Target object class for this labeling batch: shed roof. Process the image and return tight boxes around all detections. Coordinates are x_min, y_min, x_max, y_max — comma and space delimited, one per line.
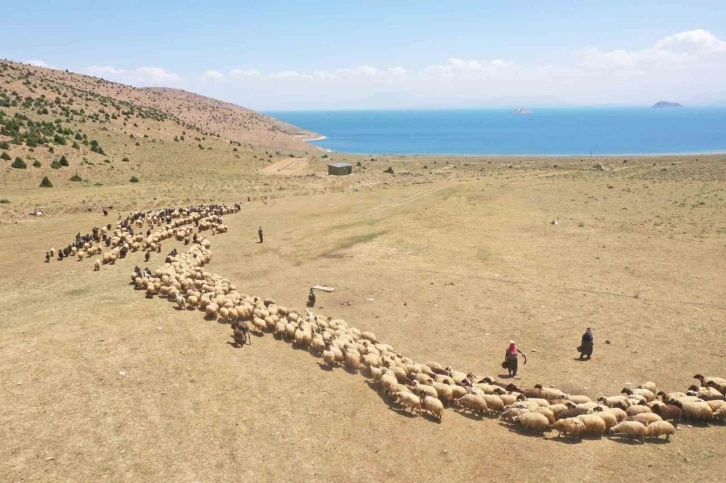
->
328, 163, 352, 168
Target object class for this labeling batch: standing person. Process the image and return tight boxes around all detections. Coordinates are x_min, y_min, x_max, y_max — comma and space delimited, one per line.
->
578, 328, 594, 360
503, 341, 527, 377
307, 288, 316, 307
258, 226, 264, 243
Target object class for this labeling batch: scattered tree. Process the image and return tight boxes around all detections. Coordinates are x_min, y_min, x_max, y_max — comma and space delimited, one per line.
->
0, 152, 10, 161
130, 176, 139, 183
39, 176, 53, 188
70, 174, 82, 182
33, 160, 41, 168
11, 157, 26, 169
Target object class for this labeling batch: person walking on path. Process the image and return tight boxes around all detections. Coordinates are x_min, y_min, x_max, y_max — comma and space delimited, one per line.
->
578, 328, 594, 360
503, 341, 527, 377
258, 226, 263, 243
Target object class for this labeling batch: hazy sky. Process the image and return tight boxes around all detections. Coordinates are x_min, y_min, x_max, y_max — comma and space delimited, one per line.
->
2, 1, 726, 110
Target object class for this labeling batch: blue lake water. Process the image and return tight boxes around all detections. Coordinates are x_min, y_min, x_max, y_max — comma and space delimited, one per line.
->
269, 108, 726, 155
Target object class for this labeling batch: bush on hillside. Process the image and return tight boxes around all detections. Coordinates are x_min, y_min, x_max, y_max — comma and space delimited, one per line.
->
0, 152, 10, 161
130, 176, 139, 183
70, 174, 82, 182
122, 157, 129, 162
39, 176, 53, 188
60, 155, 69, 167
11, 157, 26, 169
72, 141, 80, 149
33, 160, 41, 168
51, 159, 62, 169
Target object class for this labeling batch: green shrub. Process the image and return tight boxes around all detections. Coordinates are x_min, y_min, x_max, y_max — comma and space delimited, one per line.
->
60, 155, 69, 166
0, 198, 9, 203
130, 176, 139, 183
39, 176, 53, 188
0, 152, 10, 161
122, 157, 129, 162
384, 167, 394, 174
103, 159, 111, 163
51, 159, 62, 169
11, 157, 26, 169
0, 141, 10, 150
70, 174, 82, 182
53, 134, 66, 145
33, 160, 41, 168
232, 147, 238, 152
72, 141, 80, 149
48, 146, 54, 153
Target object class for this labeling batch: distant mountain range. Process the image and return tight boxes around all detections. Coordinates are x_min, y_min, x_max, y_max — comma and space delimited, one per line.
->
652, 101, 683, 108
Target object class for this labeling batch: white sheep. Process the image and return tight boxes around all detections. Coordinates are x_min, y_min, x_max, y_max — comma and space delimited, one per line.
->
514, 412, 550, 434
646, 421, 676, 441
94, 259, 101, 271
392, 391, 421, 414
420, 395, 444, 421
609, 421, 647, 443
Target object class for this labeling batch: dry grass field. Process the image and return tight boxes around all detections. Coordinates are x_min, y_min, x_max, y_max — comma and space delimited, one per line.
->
1, 61, 725, 483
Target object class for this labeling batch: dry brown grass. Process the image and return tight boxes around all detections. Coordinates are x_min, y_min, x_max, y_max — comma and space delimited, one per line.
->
1, 159, 725, 482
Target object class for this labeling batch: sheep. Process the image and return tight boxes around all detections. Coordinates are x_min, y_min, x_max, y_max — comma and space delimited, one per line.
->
576, 414, 607, 437
637, 381, 657, 394
609, 421, 647, 443
425, 362, 449, 375
321, 349, 337, 369
309, 336, 325, 356
420, 395, 444, 421
670, 399, 713, 423
551, 418, 586, 439
232, 323, 250, 347
714, 406, 726, 423
646, 421, 676, 441
480, 394, 505, 413
567, 395, 592, 405
592, 409, 619, 430
627, 413, 662, 426
533, 407, 556, 424
622, 387, 656, 402
523, 398, 550, 408
694, 375, 726, 394
514, 412, 550, 434
500, 393, 525, 407
411, 381, 439, 400
360, 331, 377, 343
625, 404, 652, 417
205, 303, 219, 319
379, 372, 399, 393
343, 347, 361, 373
392, 391, 421, 414
454, 394, 489, 416
432, 382, 455, 406
533, 384, 567, 401
500, 407, 529, 423
650, 403, 682, 427
603, 407, 627, 423
598, 395, 631, 410
94, 259, 101, 271
707, 400, 726, 412
687, 385, 724, 401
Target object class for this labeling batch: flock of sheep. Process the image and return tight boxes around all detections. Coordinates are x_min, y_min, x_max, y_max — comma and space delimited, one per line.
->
48, 203, 726, 444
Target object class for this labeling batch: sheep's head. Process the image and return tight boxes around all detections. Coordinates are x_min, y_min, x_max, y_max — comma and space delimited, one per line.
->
482, 376, 495, 384
506, 383, 519, 392
493, 387, 506, 395
621, 388, 633, 395
516, 393, 526, 401
533, 384, 543, 389
687, 384, 700, 392
693, 374, 705, 381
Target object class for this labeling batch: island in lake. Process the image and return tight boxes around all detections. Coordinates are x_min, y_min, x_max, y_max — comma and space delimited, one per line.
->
652, 101, 683, 108
514, 108, 533, 114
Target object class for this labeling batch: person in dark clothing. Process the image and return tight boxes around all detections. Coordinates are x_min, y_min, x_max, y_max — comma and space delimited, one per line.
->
103, 208, 108, 216
503, 341, 527, 377
45, 252, 50, 263
307, 288, 316, 307
578, 328, 594, 360
258, 226, 263, 243
145, 251, 151, 262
